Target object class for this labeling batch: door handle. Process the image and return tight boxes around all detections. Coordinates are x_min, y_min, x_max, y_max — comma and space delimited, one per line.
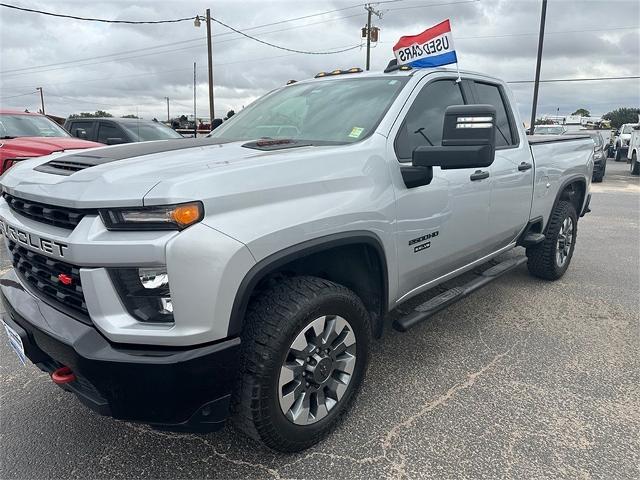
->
470, 170, 490, 181
518, 162, 533, 171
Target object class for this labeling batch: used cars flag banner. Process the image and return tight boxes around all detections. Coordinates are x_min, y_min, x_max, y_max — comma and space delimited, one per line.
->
393, 19, 457, 69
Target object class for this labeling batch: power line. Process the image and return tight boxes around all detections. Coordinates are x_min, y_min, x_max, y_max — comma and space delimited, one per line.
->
0, 91, 36, 99
208, 16, 361, 55
0, 4, 372, 74
507, 76, 640, 84
0, 3, 197, 24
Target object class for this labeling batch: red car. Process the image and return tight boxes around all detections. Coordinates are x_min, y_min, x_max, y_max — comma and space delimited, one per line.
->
0, 110, 103, 174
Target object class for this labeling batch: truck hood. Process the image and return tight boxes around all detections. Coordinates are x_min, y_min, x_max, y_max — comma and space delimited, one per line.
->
0, 136, 103, 159
0, 137, 342, 208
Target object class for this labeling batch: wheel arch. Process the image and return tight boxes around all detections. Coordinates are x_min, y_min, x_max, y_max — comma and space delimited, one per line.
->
228, 231, 389, 339
548, 176, 587, 228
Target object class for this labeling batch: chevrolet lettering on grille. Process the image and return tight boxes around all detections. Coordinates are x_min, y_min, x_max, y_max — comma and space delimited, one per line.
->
0, 218, 68, 258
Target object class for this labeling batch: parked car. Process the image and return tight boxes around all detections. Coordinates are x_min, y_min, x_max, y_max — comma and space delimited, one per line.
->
64, 117, 184, 145
0, 110, 102, 174
533, 125, 567, 135
626, 124, 640, 175
612, 123, 637, 161
585, 130, 606, 182
0, 66, 594, 452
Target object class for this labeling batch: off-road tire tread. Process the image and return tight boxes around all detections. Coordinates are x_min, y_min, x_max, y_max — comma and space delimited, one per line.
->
231, 275, 370, 452
526, 200, 577, 280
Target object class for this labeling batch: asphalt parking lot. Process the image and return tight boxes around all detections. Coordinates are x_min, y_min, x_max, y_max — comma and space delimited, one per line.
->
0, 159, 638, 479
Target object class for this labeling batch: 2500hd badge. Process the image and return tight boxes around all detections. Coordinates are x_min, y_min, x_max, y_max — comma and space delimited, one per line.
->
0, 218, 68, 258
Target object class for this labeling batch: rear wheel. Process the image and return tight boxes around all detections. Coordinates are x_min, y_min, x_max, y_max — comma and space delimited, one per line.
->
614, 145, 622, 161
232, 276, 371, 452
526, 200, 578, 280
630, 152, 640, 175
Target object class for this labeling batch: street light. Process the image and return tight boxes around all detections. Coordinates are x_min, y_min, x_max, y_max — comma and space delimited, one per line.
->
194, 10, 214, 125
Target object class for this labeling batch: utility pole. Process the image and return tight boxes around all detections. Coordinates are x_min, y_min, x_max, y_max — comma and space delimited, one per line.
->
193, 62, 197, 138
206, 9, 215, 123
36, 87, 45, 115
364, 4, 382, 71
530, 0, 548, 134
165, 97, 170, 122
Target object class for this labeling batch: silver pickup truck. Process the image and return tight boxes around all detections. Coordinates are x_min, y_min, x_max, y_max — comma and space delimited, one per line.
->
0, 65, 593, 452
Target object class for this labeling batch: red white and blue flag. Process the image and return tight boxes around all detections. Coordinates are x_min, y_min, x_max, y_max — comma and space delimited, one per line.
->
393, 19, 457, 68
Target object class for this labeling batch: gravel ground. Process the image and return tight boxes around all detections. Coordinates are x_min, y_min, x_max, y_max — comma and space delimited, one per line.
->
0, 159, 638, 479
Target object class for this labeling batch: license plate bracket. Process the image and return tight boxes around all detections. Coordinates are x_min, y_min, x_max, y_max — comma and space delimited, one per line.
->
2, 318, 26, 365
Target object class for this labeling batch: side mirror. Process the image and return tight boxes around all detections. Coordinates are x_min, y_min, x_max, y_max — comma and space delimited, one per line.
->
75, 128, 87, 139
106, 137, 125, 145
412, 104, 497, 170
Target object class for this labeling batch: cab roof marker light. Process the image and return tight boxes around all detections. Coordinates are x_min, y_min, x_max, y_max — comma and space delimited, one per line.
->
315, 72, 327, 78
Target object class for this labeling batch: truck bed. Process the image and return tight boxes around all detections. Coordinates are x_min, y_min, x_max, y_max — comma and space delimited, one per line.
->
527, 134, 594, 227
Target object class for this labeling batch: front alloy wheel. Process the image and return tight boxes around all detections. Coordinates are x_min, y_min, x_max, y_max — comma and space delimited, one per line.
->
233, 276, 370, 452
278, 315, 356, 425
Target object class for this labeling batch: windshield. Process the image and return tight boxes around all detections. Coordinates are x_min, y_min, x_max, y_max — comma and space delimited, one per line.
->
209, 77, 409, 144
622, 125, 634, 134
0, 114, 70, 138
534, 126, 564, 135
121, 122, 184, 141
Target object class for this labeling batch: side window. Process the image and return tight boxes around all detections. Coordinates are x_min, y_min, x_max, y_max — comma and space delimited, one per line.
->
97, 123, 122, 144
68, 121, 94, 139
473, 82, 515, 147
395, 80, 465, 160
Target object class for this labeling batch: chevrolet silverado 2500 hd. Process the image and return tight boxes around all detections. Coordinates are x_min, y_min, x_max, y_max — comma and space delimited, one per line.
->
0, 66, 593, 452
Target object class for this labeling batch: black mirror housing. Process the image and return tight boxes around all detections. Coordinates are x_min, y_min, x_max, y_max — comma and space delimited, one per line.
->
412, 104, 497, 170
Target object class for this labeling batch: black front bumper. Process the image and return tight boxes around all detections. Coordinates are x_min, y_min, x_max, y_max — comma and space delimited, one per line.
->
0, 270, 241, 431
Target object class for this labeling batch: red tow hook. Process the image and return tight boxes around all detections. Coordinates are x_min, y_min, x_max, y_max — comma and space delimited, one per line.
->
51, 366, 76, 385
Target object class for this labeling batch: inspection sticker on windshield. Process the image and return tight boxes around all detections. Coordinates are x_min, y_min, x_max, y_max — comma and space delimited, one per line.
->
348, 127, 364, 138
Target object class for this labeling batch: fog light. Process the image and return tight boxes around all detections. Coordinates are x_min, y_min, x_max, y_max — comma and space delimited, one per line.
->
109, 268, 174, 323
138, 268, 169, 289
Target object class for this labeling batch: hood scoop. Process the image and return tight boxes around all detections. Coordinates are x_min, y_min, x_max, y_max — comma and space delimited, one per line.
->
34, 159, 95, 176
34, 137, 233, 176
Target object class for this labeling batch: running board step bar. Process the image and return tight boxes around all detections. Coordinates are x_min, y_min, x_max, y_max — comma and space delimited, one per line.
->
393, 256, 527, 332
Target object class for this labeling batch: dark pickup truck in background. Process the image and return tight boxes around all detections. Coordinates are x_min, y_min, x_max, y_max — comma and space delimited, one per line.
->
64, 117, 184, 145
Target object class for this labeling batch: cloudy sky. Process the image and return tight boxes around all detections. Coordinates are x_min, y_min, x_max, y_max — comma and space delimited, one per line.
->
1, 0, 638, 124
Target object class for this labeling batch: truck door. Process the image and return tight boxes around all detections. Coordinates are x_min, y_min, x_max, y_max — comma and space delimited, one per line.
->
67, 120, 95, 141
469, 80, 533, 250
97, 121, 127, 145
390, 76, 494, 300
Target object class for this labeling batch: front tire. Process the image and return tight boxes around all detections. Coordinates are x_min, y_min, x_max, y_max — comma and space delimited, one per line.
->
232, 276, 371, 452
526, 200, 578, 280
630, 152, 640, 175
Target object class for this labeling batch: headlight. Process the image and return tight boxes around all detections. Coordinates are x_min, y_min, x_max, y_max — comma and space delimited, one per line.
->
100, 202, 203, 231
109, 267, 173, 323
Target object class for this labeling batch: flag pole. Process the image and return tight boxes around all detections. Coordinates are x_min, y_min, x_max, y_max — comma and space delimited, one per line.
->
455, 60, 462, 83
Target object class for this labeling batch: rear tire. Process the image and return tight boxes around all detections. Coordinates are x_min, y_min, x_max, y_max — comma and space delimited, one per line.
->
526, 200, 578, 280
631, 152, 640, 175
615, 145, 622, 161
232, 276, 371, 452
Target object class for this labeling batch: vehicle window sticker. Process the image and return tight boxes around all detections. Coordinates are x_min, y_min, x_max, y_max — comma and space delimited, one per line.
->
348, 127, 365, 138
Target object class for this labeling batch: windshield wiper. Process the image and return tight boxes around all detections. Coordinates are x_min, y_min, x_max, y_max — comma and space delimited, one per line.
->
0, 136, 17, 139
414, 128, 434, 146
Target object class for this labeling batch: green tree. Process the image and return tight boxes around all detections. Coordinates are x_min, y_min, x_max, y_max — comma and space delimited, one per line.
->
571, 108, 590, 117
121, 114, 139, 119
67, 110, 113, 119
602, 108, 640, 129
535, 118, 555, 125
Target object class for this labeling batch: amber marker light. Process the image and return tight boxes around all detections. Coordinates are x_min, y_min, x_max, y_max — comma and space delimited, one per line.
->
171, 202, 203, 227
